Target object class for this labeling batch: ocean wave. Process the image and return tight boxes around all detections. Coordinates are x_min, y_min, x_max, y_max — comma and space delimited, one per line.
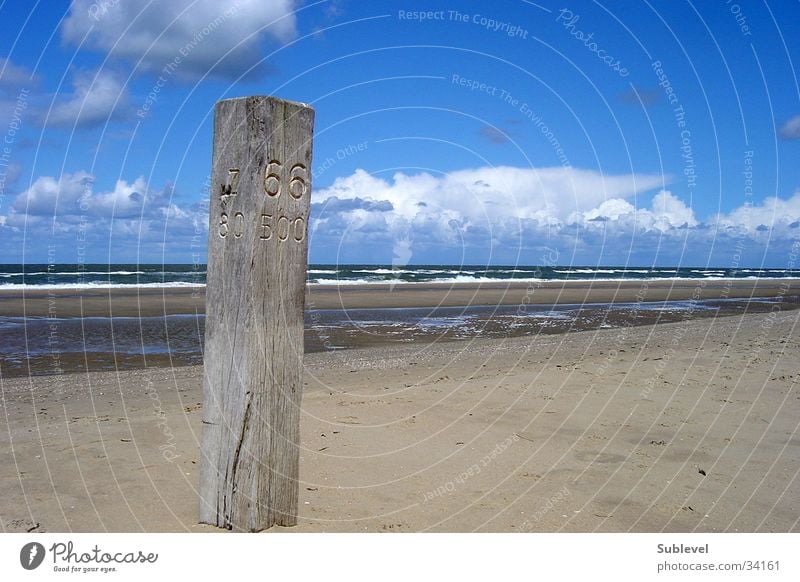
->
351, 268, 418, 275
554, 269, 622, 274
1, 274, 795, 290
0, 270, 149, 277
429, 275, 551, 283
312, 278, 403, 285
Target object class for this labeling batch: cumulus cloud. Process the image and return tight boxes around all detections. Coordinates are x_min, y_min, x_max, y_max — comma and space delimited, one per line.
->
12, 171, 177, 219
44, 70, 128, 128
0, 59, 35, 132
309, 166, 800, 263
4, 169, 206, 261
62, 0, 297, 80
313, 166, 665, 234
574, 190, 698, 232
0, 58, 38, 91
9, 166, 800, 265
712, 191, 800, 232
13, 171, 93, 216
0, 162, 22, 191
778, 115, 800, 140
312, 196, 393, 213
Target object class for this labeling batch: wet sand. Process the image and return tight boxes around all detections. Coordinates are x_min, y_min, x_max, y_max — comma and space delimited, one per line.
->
2, 290, 799, 378
2, 278, 799, 317
1, 309, 798, 533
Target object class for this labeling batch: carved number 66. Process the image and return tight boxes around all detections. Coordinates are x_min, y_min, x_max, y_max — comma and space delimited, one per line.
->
264, 161, 308, 199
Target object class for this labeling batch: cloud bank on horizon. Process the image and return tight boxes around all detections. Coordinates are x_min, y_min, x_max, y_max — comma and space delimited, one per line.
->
5, 163, 798, 265
308, 166, 800, 264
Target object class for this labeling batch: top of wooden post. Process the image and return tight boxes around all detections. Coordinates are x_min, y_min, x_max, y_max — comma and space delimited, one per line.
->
216, 95, 313, 109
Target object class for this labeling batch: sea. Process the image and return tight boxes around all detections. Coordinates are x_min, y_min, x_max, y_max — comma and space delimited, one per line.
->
0, 263, 797, 288
1, 263, 797, 377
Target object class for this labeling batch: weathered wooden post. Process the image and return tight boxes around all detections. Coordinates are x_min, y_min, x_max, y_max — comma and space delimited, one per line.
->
199, 96, 314, 531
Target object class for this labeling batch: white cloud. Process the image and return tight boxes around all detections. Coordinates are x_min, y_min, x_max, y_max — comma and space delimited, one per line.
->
9, 167, 799, 265
12, 171, 176, 219
5, 169, 206, 261
45, 70, 128, 128
13, 171, 93, 216
778, 115, 800, 140
574, 190, 698, 232
0, 162, 22, 192
92, 176, 151, 217
62, 0, 297, 80
312, 166, 666, 246
315, 166, 665, 227
650, 190, 697, 227
582, 198, 635, 222
713, 191, 800, 232
0, 58, 37, 91
310, 166, 800, 262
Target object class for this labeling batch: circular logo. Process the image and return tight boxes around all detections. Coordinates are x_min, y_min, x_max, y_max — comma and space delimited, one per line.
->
20, 542, 45, 570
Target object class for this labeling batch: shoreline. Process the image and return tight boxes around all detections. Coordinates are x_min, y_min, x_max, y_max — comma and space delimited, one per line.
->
1, 278, 798, 317
2, 279, 798, 379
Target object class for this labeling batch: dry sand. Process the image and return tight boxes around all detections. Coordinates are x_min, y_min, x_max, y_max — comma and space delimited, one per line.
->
1, 308, 798, 533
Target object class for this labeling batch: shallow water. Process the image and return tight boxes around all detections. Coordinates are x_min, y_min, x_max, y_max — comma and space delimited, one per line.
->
1, 297, 797, 378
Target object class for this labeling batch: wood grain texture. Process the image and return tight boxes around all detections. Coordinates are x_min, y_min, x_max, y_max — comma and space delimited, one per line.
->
199, 96, 314, 531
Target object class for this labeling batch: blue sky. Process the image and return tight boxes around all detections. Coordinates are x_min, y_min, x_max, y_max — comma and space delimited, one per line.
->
0, 0, 799, 267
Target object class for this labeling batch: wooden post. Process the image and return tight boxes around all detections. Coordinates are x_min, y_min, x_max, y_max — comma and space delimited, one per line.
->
199, 96, 314, 531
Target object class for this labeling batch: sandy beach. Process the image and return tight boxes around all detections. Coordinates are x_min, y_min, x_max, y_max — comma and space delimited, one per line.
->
1, 303, 798, 532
